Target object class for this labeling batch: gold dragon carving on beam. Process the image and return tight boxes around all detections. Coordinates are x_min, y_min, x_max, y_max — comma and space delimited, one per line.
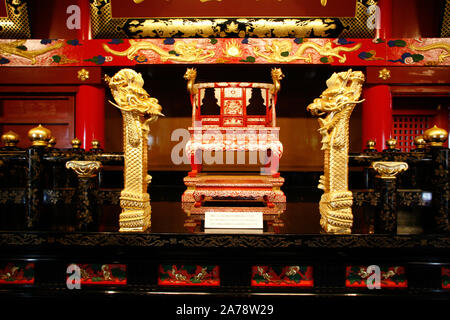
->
0, 40, 64, 65
409, 42, 450, 63
103, 40, 215, 62
106, 69, 163, 232
307, 69, 365, 234
253, 40, 361, 63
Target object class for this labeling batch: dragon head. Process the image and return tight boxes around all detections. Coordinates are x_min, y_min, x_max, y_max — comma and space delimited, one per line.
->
107, 68, 163, 117
307, 69, 365, 116
271, 68, 284, 94
184, 68, 198, 95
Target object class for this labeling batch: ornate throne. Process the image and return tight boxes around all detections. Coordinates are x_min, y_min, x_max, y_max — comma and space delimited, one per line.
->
181, 68, 286, 209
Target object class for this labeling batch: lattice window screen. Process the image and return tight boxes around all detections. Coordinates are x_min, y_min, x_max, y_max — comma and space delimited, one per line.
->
392, 115, 431, 152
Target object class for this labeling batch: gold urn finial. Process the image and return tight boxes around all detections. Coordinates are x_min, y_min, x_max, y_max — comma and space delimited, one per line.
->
366, 139, 376, 150
423, 125, 448, 147
1, 130, 20, 147
386, 138, 397, 150
413, 135, 426, 149
91, 139, 101, 149
71, 137, 82, 149
28, 125, 52, 147
48, 137, 56, 148
372, 161, 409, 179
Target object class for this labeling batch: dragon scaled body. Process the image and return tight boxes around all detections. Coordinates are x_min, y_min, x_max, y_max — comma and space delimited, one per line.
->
107, 68, 163, 232
307, 69, 365, 234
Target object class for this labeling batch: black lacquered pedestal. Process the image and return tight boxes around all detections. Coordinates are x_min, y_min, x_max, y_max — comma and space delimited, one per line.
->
0, 201, 449, 314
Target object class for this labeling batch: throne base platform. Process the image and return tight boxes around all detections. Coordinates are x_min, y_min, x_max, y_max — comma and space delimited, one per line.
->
182, 173, 286, 208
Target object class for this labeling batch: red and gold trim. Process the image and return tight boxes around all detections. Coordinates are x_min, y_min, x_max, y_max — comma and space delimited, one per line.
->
67, 264, 127, 286
0, 38, 448, 67
0, 262, 34, 285
346, 266, 408, 289
251, 265, 314, 287
158, 264, 220, 286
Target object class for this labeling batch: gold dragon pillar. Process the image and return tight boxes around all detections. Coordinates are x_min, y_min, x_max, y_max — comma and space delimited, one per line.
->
106, 69, 163, 232
307, 70, 365, 234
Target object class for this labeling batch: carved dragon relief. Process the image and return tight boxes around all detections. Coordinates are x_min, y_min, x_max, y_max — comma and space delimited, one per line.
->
253, 40, 361, 63
103, 39, 215, 62
0, 40, 64, 64
409, 42, 450, 63
106, 69, 163, 232
307, 69, 365, 234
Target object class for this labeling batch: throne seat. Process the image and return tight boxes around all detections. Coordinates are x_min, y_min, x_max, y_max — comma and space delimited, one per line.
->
181, 69, 286, 208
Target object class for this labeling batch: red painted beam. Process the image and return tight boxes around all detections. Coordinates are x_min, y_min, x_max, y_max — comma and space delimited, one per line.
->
0, 67, 103, 85
366, 67, 450, 84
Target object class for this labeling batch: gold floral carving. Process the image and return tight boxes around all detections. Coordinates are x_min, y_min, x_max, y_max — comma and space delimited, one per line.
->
253, 40, 361, 63
0, 40, 64, 65
77, 68, 90, 81
409, 42, 450, 63
372, 162, 408, 179
66, 161, 102, 178
307, 69, 365, 234
106, 69, 163, 232
103, 40, 215, 62
378, 68, 390, 80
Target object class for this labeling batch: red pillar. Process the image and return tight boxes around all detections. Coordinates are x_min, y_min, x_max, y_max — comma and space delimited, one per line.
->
362, 85, 392, 152
75, 1, 97, 149
434, 104, 449, 148
77, 0, 91, 40
377, 0, 392, 39
76, 85, 105, 149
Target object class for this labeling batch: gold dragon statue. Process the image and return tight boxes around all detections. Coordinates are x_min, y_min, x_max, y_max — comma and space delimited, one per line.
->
106, 69, 163, 232
307, 69, 365, 234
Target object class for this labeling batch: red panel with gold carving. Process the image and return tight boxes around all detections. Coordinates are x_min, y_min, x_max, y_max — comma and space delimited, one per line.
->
158, 264, 220, 286
0, 39, 449, 67
251, 265, 314, 287
0, 262, 34, 285
68, 264, 127, 286
346, 266, 408, 289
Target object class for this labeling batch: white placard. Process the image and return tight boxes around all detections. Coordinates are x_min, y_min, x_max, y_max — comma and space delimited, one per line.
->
204, 228, 263, 234
204, 211, 263, 229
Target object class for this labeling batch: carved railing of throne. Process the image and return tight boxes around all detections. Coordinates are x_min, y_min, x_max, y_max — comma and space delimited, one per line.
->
182, 68, 286, 208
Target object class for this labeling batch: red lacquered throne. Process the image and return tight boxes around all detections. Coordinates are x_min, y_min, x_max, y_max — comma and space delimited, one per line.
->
181, 68, 286, 209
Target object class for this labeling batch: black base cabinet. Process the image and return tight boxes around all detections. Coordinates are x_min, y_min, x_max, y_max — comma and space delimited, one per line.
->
1, 231, 450, 314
